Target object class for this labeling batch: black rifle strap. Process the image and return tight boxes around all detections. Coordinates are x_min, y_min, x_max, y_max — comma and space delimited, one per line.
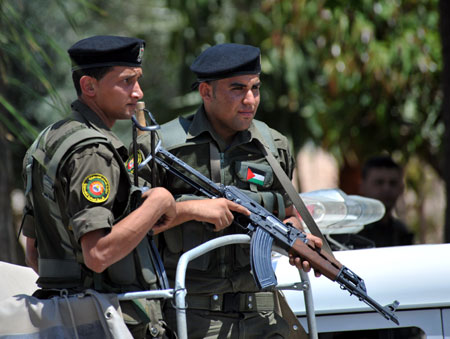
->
257, 142, 335, 257
209, 142, 221, 184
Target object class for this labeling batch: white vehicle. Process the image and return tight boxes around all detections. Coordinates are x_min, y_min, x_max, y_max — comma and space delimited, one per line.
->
275, 243, 448, 338
273, 189, 446, 338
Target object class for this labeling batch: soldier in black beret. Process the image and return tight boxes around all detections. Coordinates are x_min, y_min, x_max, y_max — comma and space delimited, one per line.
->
22, 35, 176, 338
190, 43, 261, 88
138, 43, 322, 338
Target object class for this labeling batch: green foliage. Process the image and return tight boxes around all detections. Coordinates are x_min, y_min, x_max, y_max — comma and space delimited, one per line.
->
0, 0, 442, 186
160, 0, 442, 178
0, 0, 74, 145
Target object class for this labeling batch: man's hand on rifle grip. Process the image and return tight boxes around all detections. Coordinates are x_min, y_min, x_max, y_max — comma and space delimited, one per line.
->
284, 207, 323, 277
175, 198, 251, 232
287, 234, 323, 278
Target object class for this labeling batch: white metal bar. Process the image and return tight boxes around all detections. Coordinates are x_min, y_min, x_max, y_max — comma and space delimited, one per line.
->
118, 289, 174, 301
174, 235, 251, 339
299, 269, 318, 339
117, 234, 319, 339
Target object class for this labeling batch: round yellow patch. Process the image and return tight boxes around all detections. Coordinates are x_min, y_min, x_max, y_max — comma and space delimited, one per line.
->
82, 173, 110, 203
126, 150, 143, 174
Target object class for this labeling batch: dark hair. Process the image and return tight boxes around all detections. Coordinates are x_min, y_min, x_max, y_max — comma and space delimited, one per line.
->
362, 155, 402, 179
72, 66, 113, 96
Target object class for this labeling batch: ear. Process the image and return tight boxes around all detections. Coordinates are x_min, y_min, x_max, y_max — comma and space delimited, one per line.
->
198, 82, 213, 102
79, 76, 97, 97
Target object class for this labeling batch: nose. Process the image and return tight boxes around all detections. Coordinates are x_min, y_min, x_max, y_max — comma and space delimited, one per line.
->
243, 89, 256, 106
380, 181, 393, 193
132, 81, 144, 100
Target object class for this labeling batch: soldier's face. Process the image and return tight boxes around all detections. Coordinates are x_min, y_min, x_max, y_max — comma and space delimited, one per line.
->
91, 66, 143, 126
201, 74, 260, 143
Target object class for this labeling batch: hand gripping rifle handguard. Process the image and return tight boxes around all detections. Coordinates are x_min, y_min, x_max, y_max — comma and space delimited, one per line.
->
132, 114, 400, 325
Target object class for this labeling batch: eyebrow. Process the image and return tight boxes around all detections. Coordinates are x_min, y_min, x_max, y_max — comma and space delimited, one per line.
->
229, 81, 261, 88
121, 71, 143, 80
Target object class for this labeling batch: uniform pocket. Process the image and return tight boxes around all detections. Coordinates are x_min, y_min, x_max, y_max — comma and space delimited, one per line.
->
163, 227, 183, 254
234, 242, 251, 268
107, 252, 137, 285
181, 221, 214, 271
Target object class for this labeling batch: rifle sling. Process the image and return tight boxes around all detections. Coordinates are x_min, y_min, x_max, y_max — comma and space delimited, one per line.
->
257, 142, 335, 257
209, 142, 221, 184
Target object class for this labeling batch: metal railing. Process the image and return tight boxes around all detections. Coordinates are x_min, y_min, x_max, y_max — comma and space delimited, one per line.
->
118, 234, 317, 339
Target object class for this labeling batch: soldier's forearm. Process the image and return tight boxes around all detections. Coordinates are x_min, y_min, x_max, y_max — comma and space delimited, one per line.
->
25, 237, 38, 274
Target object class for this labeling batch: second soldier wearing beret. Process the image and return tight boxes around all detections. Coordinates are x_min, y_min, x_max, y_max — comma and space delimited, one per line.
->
21, 35, 177, 339
138, 43, 323, 338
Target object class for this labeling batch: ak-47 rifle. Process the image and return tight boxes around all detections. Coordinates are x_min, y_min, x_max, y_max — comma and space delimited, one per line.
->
131, 112, 400, 325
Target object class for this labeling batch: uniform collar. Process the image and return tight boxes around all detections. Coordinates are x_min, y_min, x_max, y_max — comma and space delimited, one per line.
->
187, 105, 264, 151
71, 99, 127, 154
186, 105, 216, 139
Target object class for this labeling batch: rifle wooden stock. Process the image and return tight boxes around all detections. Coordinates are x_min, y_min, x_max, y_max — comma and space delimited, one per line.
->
289, 238, 343, 281
136, 101, 146, 135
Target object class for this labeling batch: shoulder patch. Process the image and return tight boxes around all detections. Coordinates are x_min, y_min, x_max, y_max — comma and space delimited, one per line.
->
125, 150, 143, 173
82, 173, 110, 203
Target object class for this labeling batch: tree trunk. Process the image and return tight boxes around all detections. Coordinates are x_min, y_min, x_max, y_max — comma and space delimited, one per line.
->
439, 0, 450, 243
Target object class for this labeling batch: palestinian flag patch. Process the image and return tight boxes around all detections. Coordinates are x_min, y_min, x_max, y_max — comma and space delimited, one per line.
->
246, 167, 266, 186
82, 173, 110, 203
126, 151, 143, 174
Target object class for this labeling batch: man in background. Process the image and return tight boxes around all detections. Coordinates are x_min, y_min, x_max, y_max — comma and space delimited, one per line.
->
357, 155, 414, 247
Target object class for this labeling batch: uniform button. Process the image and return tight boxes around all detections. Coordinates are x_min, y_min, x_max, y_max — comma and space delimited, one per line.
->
150, 326, 159, 336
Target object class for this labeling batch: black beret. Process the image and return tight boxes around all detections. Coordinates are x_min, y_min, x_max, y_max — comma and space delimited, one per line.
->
190, 43, 261, 83
68, 35, 145, 71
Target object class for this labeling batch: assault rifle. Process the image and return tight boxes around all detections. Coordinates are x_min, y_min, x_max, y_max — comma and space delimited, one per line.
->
132, 115, 400, 325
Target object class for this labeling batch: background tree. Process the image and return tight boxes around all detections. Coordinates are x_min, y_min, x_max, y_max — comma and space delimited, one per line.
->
0, 0, 444, 264
164, 0, 442, 240
0, 0, 66, 263
439, 0, 450, 242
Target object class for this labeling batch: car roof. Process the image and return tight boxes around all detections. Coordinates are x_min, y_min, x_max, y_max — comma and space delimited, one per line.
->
0, 261, 38, 301
273, 243, 450, 315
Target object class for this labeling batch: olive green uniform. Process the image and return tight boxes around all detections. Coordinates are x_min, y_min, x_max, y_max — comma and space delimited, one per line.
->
22, 100, 168, 338
139, 106, 295, 338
